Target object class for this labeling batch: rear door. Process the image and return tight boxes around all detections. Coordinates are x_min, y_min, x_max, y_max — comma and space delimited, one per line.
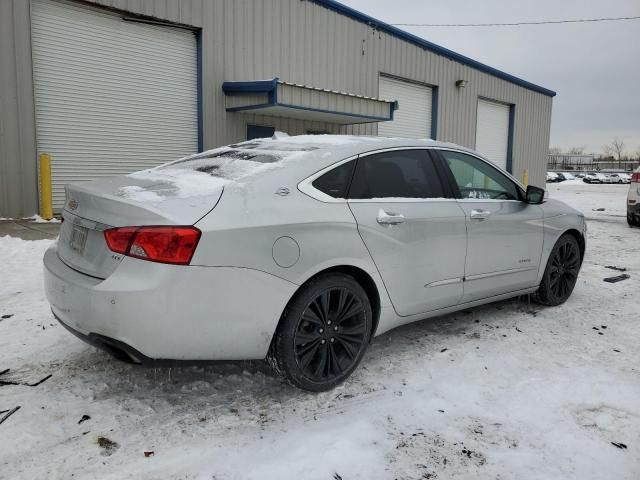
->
347, 149, 467, 317
436, 149, 544, 303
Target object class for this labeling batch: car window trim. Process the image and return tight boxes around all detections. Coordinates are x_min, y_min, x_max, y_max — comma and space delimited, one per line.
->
432, 147, 526, 201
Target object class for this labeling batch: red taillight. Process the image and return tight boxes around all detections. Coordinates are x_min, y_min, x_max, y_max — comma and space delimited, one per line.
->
104, 226, 201, 265
631, 172, 640, 183
104, 227, 138, 254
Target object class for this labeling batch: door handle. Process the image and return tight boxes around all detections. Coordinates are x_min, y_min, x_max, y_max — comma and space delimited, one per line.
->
470, 209, 492, 221
377, 209, 405, 225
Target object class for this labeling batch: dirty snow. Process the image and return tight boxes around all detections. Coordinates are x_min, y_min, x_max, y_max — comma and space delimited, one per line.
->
1, 183, 639, 479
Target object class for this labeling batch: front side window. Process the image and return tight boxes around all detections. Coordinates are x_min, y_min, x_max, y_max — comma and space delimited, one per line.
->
440, 150, 520, 200
349, 150, 445, 199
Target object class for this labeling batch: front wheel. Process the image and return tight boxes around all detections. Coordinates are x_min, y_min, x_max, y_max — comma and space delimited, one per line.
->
534, 234, 581, 306
268, 273, 373, 392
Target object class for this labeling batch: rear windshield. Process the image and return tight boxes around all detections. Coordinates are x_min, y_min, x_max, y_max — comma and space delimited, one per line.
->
160, 149, 283, 180
161, 142, 321, 180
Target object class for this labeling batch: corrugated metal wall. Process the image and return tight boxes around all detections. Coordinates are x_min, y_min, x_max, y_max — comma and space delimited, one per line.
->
0, 0, 38, 218
0, 0, 553, 217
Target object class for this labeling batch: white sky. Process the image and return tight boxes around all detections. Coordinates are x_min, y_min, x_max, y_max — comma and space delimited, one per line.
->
340, 0, 640, 156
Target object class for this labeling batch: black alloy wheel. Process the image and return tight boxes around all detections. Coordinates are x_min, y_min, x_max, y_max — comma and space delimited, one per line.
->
269, 273, 372, 392
534, 234, 582, 306
294, 287, 368, 382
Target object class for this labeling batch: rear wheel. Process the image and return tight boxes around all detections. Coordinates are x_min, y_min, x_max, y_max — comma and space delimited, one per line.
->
534, 234, 581, 306
628, 214, 639, 227
268, 273, 372, 392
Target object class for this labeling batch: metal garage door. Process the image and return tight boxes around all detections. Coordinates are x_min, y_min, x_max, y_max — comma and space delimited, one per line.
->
378, 76, 432, 139
475, 99, 510, 170
31, 0, 198, 210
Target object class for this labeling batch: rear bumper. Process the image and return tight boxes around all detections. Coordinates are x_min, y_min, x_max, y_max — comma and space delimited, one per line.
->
43, 245, 297, 361
55, 313, 150, 364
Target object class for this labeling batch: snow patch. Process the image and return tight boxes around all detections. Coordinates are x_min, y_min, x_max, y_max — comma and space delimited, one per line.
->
271, 131, 289, 139
117, 186, 164, 203
23, 215, 61, 224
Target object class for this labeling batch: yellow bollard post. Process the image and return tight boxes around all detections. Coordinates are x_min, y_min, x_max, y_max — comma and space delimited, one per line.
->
522, 169, 529, 188
39, 153, 53, 220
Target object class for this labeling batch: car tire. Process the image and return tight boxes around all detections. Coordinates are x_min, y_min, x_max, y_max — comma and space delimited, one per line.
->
534, 234, 581, 307
268, 272, 373, 392
628, 215, 639, 227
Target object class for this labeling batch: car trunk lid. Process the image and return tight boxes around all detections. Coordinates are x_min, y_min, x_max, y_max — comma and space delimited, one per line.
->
58, 171, 225, 279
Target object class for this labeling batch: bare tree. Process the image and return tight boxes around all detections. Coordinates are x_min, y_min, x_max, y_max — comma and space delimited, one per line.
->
604, 138, 625, 162
549, 147, 562, 155
566, 146, 585, 155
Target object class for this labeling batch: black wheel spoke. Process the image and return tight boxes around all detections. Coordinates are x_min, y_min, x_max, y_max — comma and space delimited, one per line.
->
336, 301, 364, 325
312, 345, 329, 378
302, 307, 324, 327
328, 343, 341, 375
318, 291, 330, 324
335, 337, 358, 360
295, 330, 321, 346
298, 340, 321, 371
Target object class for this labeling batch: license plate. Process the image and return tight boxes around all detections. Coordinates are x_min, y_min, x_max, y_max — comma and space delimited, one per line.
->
69, 224, 88, 254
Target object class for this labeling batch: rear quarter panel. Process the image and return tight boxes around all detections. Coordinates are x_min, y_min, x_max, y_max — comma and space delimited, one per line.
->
192, 182, 385, 291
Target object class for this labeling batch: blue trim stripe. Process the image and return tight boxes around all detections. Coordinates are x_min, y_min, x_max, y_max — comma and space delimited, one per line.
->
311, 0, 556, 98
431, 87, 439, 140
506, 105, 515, 173
222, 78, 278, 95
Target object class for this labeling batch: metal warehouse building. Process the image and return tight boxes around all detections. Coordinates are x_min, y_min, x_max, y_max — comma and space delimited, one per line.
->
0, 0, 555, 217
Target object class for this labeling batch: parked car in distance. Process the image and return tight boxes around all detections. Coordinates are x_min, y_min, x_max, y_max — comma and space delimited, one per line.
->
556, 172, 576, 182
583, 173, 607, 184
628, 167, 640, 227
574, 173, 586, 179
43, 136, 586, 391
546, 172, 559, 183
608, 173, 630, 184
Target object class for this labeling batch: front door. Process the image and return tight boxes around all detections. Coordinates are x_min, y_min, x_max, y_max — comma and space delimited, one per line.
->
437, 149, 544, 303
347, 149, 467, 317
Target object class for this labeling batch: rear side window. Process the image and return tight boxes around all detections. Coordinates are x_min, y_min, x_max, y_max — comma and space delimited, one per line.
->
312, 160, 356, 198
349, 150, 445, 199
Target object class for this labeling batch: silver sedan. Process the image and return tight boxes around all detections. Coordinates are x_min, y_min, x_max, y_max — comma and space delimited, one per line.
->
44, 136, 586, 391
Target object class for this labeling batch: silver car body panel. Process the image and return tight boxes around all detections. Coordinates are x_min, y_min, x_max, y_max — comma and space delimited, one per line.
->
456, 199, 544, 303
43, 135, 586, 360
348, 199, 467, 316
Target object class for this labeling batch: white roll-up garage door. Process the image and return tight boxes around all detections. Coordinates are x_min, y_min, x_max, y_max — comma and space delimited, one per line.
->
31, 0, 198, 210
475, 99, 510, 170
378, 76, 432, 139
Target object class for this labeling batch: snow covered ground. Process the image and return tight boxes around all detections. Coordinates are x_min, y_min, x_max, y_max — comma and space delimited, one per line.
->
1, 182, 638, 480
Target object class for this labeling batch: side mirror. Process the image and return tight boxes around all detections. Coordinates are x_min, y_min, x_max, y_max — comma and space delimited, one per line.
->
525, 185, 545, 204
